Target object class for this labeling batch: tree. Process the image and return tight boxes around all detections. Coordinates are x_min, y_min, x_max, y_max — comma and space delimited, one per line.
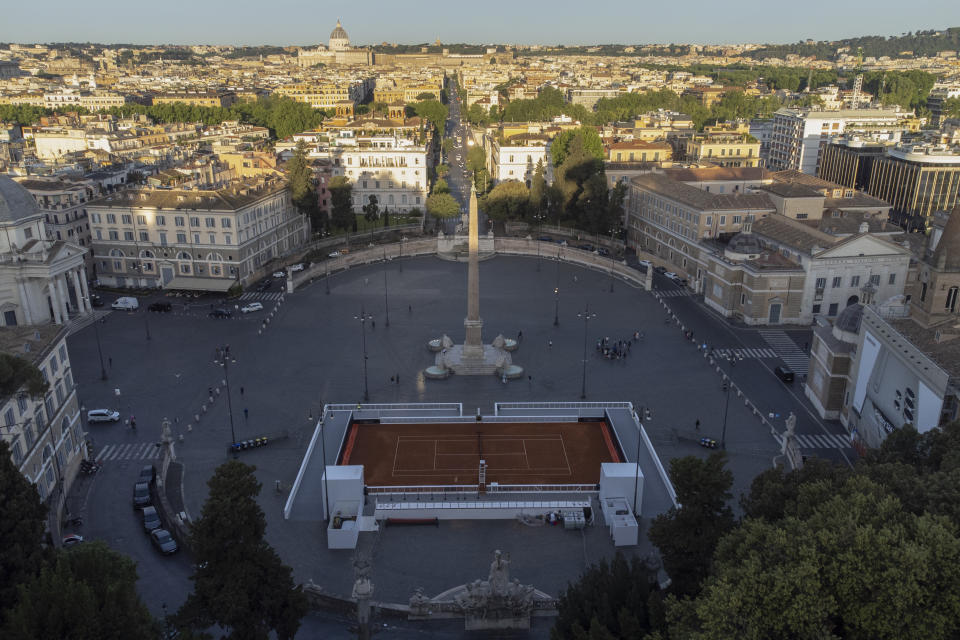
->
0, 354, 49, 400
286, 141, 320, 229
466, 145, 490, 194
177, 461, 308, 640
529, 159, 547, 217
647, 453, 734, 596
382, 207, 390, 227
482, 180, 529, 221
435, 163, 450, 178
551, 127, 605, 168
943, 97, 960, 120
677, 475, 960, 640
425, 193, 461, 219
0, 441, 48, 625
412, 99, 448, 133
3, 541, 157, 639
362, 195, 379, 224
432, 178, 450, 195
328, 176, 354, 231
552, 553, 661, 640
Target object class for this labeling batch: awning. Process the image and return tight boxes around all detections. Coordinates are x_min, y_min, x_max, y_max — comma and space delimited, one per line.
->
165, 276, 235, 292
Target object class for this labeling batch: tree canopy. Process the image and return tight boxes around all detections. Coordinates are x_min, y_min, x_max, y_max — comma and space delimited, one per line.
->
3, 541, 157, 640
0, 354, 50, 402
481, 180, 529, 221
285, 141, 320, 229
328, 176, 354, 231
551, 126, 605, 167
425, 192, 461, 219
176, 461, 308, 640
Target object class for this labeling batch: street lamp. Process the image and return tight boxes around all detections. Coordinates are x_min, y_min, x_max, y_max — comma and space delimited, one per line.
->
399, 236, 407, 273
325, 259, 330, 295
634, 406, 652, 515
608, 225, 619, 293
534, 212, 545, 272
715, 352, 742, 450
577, 303, 597, 399
354, 306, 372, 402
383, 270, 390, 328
213, 346, 239, 458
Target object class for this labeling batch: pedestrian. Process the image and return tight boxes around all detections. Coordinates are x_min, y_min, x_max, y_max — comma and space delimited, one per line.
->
517, 330, 523, 342
108, 356, 113, 368
548, 340, 553, 348
208, 386, 213, 397
695, 419, 700, 431
396, 373, 400, 384
130, 415, 137, 429
243, 408, 248, 420
372, 319, 376, 329
240, 386, 244, 397
390, 376, 395, 383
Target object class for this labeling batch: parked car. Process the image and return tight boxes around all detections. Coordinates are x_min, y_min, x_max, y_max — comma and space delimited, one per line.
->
328, 250, 342, 258
89, 294, 104, 307
132, 482, 151, 509
638, 260, 652, 268
241, 302, 264, 314
774, 366, 795, 383
209, 308, 232, 319
148, 301, 172, 313
597, 247, 611, 257
654, 266, 667, 274
289, 263, 305, 272
663, 272, 680, 281
272, 271, 286, 279
111, 296, 139, 310
142, 506, 162, 533
577, 244, 595, 251
257, 280, 272, 292
138, 464, 156, 486
150, 528, 178, 555
87, 409, 120, 423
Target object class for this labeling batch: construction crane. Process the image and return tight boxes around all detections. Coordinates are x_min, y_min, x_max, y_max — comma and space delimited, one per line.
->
851, 74, 864, 107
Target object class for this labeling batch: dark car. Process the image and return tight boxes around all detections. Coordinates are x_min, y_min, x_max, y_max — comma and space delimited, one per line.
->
89, 294, 104, 307
150, 529, 178, 555
654, 266, 667, 274
597, 247, 611, 257
537, 235, 553, 242
257, 280, 273, 292
577, 244, 595, 252
774, 366, 795, 383
132, 482, 151, 509
138, 464, 156, 486
209, 308, 232, 319
142, 506, 162, 533
148, 301, 172, 313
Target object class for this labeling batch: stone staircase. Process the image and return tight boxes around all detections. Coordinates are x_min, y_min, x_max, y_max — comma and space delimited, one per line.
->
66, 310, 110, 336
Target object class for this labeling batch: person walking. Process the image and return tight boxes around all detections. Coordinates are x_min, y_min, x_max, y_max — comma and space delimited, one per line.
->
130, 415, 137, 430
240, 386, 244, 397
695, 418, 700, 431
243, 408, 249, 420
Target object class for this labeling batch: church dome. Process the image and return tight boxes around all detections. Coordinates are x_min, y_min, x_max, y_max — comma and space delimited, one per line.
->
330, 20, 348, 41
0, 176, 42, 224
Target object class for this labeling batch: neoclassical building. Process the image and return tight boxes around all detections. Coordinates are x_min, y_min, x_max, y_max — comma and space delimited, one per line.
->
0, 177, 92, 327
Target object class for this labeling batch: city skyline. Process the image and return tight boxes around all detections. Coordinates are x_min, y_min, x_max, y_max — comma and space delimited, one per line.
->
1, 0, 959, 47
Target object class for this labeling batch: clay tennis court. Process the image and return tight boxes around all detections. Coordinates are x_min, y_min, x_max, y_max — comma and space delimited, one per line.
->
341, 421, 622, 486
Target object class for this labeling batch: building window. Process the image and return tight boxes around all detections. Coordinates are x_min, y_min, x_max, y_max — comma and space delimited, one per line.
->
888, 273, 896, 285
106, 214, 116, 224
851, 275, 860, 287
139, 231, 149, 241
208, 234, 216, 244
815, 277, 826, 289
155, 215, 165, 226
224, 234, 231, 245
221, 218, 231, 228
108, 231, 118, 241
869, 275, 880, 286
947, 287, 959, 313
175, 216, 185, 227
180, 264, 191, 274
176, 233, 187, 243
137, 215, 147, 225
190, 217, 200, 227
123, 231, 134, 241
832, 276, 842, 288
813, 304, 821, 314
121, 214, 132, 224
193, 233, 200, 244
205, 218, 216, 228
11, 440, 23, 466
920, 282, 927, 302
828, 303, 839, 316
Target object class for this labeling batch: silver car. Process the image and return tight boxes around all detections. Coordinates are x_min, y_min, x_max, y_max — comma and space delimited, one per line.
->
87, 409, 120, 423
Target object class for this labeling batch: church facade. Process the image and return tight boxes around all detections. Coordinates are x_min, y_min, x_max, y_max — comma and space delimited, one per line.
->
297, 21, 373, 67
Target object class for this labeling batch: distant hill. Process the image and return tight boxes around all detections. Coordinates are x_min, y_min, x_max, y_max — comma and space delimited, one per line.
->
746, 27, 960, 61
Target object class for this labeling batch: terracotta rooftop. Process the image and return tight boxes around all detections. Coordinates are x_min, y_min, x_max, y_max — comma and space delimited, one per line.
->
752, 214, 838, 254
631, 173, 776, 212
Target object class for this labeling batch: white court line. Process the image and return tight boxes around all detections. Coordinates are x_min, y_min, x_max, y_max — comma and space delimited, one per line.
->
522, 440, 530, 469
558, 434, 573, 475
433, 440, 437, 471
391, 437, 401, 475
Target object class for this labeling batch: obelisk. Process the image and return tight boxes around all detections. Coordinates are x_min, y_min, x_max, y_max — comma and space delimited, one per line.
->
463, 184, 484, 359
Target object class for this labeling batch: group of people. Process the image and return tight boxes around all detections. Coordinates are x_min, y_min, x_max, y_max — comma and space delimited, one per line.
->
596, 334, 640, 360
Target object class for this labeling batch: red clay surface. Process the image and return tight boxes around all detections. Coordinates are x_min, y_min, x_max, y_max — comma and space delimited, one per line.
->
342, 421, 621, 486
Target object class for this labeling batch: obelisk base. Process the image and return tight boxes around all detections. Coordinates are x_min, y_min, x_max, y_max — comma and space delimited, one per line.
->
463, 318, 484, 359
445, 345, 510, 376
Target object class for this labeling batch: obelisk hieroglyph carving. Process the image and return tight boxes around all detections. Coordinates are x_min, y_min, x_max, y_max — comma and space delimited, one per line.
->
463, 183, 484, 359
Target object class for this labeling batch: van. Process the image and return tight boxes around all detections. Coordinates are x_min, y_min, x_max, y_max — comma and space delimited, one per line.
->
774, 366, 795, 383
111, 296, 139, 311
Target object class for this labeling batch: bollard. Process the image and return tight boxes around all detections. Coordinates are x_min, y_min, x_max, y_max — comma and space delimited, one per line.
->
202, 404, 207, 413
194, 414, 200, 423
258, 329, 262, 335
178, 434, 184, 443
187, 423, 193, 432
215, 388, 221, 396
208, 395, 214, 404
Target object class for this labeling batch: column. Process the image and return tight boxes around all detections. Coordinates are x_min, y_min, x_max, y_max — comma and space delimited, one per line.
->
69, 270, 88, 315
48, 280, 62, 324
79, 269, 91, 302
17, 280, 34, 325
56, 276, 70, 321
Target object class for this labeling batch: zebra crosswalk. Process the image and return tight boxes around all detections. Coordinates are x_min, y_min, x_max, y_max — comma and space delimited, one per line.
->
95, 442, 161, 462
794, 433, 852, 449
655, 289, 692, 298
759, 330, 810, 375
712, 347, 777, 360
239, 292, 283, 302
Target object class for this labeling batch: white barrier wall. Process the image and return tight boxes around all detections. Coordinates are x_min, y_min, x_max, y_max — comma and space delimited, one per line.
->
600, 462, 643, 515
321, 465, 364, 520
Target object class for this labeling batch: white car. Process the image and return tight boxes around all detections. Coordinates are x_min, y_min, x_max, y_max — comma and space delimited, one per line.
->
663, 272, 680, 281
241, 302, 264, 314
328, 251, 341, 258
638, 260, 652, 268
87, 409, 120, 423
272, 271, 286, 279
290, 263, 305, 272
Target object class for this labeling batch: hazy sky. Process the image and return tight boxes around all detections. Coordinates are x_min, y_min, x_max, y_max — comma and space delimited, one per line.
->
2, 0, 959, 46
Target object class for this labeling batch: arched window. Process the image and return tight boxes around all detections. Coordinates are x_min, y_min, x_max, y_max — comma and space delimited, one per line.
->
140, 250, 154, 259
109, 249, 125, 258
177, 252, 191, 261
947, 286, 959, 313
205, 252, 224, 262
